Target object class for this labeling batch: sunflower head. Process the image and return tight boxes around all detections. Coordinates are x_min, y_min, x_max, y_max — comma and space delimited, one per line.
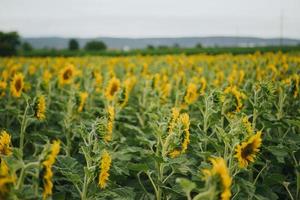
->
0, 159, 15, 198
98, 150, 112, 189
78, 92, 89, 112
43, 70, 52, 85
35, 95, 46, 121
0, 131, 12, 156
235, 131, 262, 168
184, 82, 198, 105
202, 157, 232, 200
10, 73, 24, 98
105, 77, 121, 101
59, 64, 76, 85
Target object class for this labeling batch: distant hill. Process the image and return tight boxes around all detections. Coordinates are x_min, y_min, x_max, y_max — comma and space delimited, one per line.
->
22, 36, 300, 50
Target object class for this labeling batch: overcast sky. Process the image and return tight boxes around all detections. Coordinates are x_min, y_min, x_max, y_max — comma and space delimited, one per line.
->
0, 0, 299, 38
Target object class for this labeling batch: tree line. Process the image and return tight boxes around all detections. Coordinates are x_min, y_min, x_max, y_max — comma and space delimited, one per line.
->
0, 31, 107, 56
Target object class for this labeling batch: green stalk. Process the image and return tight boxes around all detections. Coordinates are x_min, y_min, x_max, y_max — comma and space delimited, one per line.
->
19, 100, 29, 158
252, 89, 258, 130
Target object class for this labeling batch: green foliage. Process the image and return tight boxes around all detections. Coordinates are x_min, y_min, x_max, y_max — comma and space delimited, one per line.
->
84, 40, 107, 51
21, 42, 33, 52
68, 39, 79, 51
0, 53, 299, 200
0, 31, 20, 56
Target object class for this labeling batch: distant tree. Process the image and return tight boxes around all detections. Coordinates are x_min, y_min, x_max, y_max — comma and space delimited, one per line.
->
68, 39, 79, 51
0, 31, 21, 56
195, 43, 202, 48
147, 45, 155, 50
84, 41, 107, 51
173, 43, 180, 48
22, 42, 33, 52
158, 45, 169, 49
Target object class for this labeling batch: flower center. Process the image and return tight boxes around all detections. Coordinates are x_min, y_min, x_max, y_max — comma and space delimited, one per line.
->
63, 69, 72, 80
109, 82, 118, 96
241, 143, 254, 160
15, 78, 22, 91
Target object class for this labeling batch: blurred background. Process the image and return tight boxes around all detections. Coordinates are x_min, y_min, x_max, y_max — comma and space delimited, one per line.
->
0, 0, 299, 54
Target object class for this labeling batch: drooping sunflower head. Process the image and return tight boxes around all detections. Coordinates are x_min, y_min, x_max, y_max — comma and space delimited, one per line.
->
98, 150, 112, 189
119, 76, 137, 107
105, 77, 121, 101
59, 64, 76, 85
184, 82, 198, 105
0, 131, 12, 156
78, 92, 89, 112
104, 105, 115, 142
0, 81, 7, 97
168, 107, 180, 133
42, 140, 60, 200
242, 116, 253, 135
235, 131, 262, 168
202, 157, 232, 200
35, 95, 46, 121
0, 158, 15, 198
43, 70, 52, 85
180, 113, 190, 153
10, 73, 24, 98
223, 86, 247, 113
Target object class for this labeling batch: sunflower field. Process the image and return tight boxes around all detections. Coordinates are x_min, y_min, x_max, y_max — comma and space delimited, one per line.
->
0, 52, 299, 200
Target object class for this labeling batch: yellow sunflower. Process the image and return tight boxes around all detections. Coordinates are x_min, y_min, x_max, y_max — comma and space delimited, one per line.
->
184, 82, 198, 105
0, 131, 12, 156
42, 140, 60, 200
10, 73, 24, 98
98, 150, 112, 189
105, 105, 115, 142
235, 131, 262, 168
78, 92, 88, 112
36, 95, 46, 121
105, 77, 121, 101
59, 64, 76, 85
202, 157, 232, 200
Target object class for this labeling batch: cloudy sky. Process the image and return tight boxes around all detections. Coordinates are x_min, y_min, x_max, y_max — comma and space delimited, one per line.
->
0, 0, 299, 38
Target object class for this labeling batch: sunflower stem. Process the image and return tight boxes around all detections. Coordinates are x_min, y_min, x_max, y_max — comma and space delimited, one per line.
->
19, 99, 29, 158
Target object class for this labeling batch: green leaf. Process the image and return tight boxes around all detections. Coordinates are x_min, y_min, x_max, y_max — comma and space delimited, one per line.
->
267, 145, 289, 163
176, 178, 196, 194
127, 163, 149, 172
56, 155, 84, 185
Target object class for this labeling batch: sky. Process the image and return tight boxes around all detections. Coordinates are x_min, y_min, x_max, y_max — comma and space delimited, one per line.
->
0, 0, 299, 38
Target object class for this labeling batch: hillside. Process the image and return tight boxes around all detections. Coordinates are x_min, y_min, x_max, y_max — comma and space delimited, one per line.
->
22, 36, 300, 50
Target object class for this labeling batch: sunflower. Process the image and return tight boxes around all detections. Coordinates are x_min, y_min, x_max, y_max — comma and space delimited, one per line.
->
78, 92, 88, 112
42, 140, 60, 200
105, 77, 121, 101
94, 71, 103, 93
0, 131, 12, 156
120, 76, 137, 108
105, 105, 115, 142
161, 82, 171, 101
0, 159, 15, 198
98, 150, 112, 189
168, 107, 180, 134
235, 131, 262, 168
10, 73, 24, 98
180, 113, 190, 153
199, 77, 207, 95
35, 95, 46, 121
184, 82, 198, 105
59, 64, 76, 85
0, 81, 7, 97
223, 86, 247, 112
166, 112, 190, 158
202, 157, 232, 200
42, 70, 52, 85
